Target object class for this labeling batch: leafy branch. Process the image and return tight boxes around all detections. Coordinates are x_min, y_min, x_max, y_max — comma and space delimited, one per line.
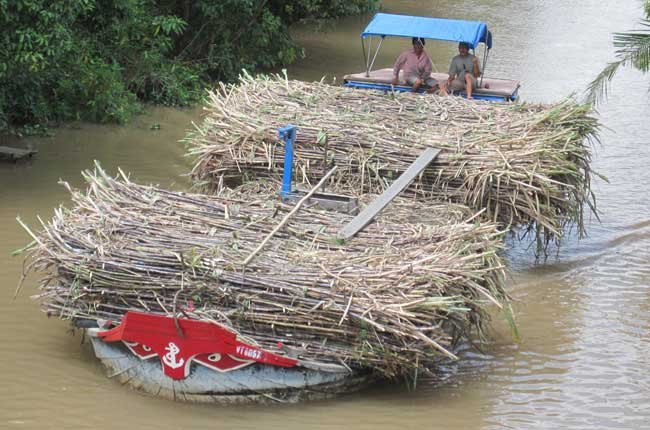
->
586, 12, 650, 104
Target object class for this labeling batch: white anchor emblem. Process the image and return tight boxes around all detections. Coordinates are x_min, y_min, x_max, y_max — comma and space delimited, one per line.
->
162, 342, 185, 369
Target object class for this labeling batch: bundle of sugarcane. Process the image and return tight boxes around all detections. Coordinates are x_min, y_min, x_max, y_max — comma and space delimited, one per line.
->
21, 165, 507, 378
187, 73, 599, 247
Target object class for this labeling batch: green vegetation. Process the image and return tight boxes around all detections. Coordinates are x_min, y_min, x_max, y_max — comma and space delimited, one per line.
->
586, 0, 650, 104
0, 0, 378, 133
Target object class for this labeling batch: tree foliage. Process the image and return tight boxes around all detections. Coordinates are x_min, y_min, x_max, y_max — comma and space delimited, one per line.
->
0, 0, 378, 132
586, 0, 650, 104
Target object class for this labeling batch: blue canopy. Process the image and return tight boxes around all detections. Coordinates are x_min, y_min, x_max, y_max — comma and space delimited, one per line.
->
361, 13, 492, 50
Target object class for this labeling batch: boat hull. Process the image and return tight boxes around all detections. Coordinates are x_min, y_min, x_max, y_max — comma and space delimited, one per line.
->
89, 336, 372, 404
343, 68, 520, 102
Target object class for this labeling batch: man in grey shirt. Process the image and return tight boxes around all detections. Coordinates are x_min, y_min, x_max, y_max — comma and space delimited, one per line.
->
441, 42, 482, 99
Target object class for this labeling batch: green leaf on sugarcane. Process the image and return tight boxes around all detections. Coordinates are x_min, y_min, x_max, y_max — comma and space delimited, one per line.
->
11, 240, 36, 256
316, 130, 327, 145
503, 303, 520, 342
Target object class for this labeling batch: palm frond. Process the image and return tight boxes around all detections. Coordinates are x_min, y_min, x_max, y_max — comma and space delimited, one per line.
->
585, 59, 626, 105
613, 22, 650, 71
586, 19, 650, 105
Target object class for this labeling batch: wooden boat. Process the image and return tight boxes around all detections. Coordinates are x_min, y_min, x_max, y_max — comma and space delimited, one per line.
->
25, 128, 512, 403
343, 13, 520, 102
0, 145, 37, 162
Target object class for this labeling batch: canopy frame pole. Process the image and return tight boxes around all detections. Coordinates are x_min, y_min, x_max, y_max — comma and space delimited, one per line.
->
368, 36, 385, 74
361, 37, 368, 76
479, 28, 490, 88
480, 47, 490, 88
365, 36, 373, 76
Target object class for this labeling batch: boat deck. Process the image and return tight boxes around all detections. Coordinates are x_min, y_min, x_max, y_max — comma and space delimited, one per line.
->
344, 68, 520, 101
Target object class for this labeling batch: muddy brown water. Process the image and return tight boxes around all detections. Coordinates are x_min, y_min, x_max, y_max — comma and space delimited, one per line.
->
2, 0, 649, 428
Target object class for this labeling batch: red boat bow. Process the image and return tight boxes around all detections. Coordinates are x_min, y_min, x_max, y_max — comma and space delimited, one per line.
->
98, 311, 298, 380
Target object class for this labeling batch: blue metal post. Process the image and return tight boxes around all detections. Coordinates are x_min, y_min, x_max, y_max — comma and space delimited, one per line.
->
278, 125, 297, 198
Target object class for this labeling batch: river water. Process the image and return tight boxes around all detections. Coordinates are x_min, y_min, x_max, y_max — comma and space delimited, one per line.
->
1, 0, 649, 428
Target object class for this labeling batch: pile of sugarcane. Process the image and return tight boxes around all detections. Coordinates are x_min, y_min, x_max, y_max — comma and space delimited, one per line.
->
187, 73, 599, 247
21, 166, 507, 378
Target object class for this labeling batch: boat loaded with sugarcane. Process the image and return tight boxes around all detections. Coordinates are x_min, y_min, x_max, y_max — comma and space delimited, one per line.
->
20, 164, 508, 402
19, 74, 598, 403
343, 13, 520, 101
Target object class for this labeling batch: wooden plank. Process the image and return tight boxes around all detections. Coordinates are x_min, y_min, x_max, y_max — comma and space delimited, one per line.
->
0, 146, 37, 161
337, 147, 441, 240
283, 191, 359, 215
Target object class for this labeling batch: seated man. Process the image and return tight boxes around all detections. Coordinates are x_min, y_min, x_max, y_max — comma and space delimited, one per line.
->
391, 37, 439, 93
441, 42, 482, 99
